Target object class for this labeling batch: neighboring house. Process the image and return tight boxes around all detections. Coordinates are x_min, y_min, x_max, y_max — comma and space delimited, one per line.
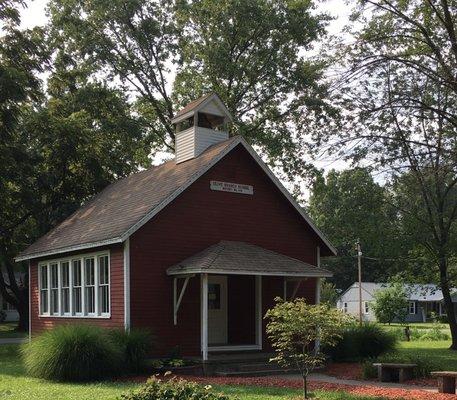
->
16, 93, 335, 360
337, 282, 457, 322
0, 273, 24, 323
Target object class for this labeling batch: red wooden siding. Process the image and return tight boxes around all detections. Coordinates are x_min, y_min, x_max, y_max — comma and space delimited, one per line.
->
30, 244, 124, 335
129, 144, 321, 356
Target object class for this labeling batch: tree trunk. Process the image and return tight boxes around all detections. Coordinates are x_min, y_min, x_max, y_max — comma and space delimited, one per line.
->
302, 373, 308, 399
438, 257, 457, 350
16, 301, 29, 332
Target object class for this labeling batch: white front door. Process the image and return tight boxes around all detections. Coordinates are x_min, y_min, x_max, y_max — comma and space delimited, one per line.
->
208, 275, 227, 345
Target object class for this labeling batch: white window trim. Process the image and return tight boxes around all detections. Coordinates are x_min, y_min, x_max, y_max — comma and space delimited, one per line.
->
38, 250, 111, 319
38, 263, 50, 316
343, 302, 348, 313
364, 301, 369, 314
409, 301, 416, 315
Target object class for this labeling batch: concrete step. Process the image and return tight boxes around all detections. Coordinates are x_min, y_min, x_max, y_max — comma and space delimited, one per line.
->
215, 368, 297, 377
237, 362, 282, 372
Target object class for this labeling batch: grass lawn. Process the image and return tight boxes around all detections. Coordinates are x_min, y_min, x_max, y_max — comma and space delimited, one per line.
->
383, 322, 449, 330
213, 385, 386, 399
0, 344, 385, 400
0, 323, 27, 339
397, 340, 457, 370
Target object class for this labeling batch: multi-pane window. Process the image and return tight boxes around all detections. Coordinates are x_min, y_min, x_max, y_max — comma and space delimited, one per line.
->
61, 261, 70, 314
39, 264, 49, 314
409, 301, 416, 314
72, 260, 82, 314
98, 255, 109, 315
50, 263, 59, 315
38, 252, 110, 318
85, 258, 95, 314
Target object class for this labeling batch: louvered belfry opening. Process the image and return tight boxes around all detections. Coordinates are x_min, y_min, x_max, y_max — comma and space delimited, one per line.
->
171, 93, 233, 163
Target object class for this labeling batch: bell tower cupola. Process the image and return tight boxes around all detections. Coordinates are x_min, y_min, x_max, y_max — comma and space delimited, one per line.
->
171, 93, 233, 163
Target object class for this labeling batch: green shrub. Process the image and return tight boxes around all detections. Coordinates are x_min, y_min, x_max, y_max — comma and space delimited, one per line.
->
418, 326, 450, 341
326, 323, 397, 361
109, 329, 153, 373
120, 376, 231, 400
361, 360, 378, 379
22, 325, 121, 382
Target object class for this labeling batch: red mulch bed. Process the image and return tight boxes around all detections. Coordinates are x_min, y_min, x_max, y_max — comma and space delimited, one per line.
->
120, 374, 457, 400
322, 362, 436, 387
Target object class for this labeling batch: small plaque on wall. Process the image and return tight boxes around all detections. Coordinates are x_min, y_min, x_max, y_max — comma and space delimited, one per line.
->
210, 180, 254, 195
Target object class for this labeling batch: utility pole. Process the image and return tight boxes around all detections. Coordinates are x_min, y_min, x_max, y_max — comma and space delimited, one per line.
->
357, 240, 363, 325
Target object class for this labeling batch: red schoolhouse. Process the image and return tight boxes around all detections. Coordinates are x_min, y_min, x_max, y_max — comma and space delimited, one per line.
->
17, 93, 335, 360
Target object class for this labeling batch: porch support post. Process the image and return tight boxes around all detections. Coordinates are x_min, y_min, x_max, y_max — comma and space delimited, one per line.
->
283, 278, 287, 300
315, 277, 321, 305
201, 273, 208, 361
315, 277, 322, 354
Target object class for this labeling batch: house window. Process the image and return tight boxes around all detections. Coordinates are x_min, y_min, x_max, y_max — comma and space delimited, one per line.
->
38, 251, 110, 318
409, 301, 416, 314
72, 260, 82, 314
85, 258, 96, 315
98, 255, 109, 315
39, 264, 49, 314
61, 261, 70, 315
364, 301, 369, 314
343, 302, 348, 313
50, 263, 59, 315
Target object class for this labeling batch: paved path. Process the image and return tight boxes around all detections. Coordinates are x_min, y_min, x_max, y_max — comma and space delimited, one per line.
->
0, 337, 28, 345
273, 373, 438, 393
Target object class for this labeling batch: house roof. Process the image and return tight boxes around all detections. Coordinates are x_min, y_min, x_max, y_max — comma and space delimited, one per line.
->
338, 282, 457, 303
167, 241, 332, 277
171, 93, 233, 124
16, 136, 336, 261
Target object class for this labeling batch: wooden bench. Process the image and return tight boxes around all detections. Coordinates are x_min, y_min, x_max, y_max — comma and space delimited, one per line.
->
431, 371, 457, 394
372, 363, 417, 383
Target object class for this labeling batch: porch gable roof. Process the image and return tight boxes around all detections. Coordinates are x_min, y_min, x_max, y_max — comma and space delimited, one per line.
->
166, 241, 332, 278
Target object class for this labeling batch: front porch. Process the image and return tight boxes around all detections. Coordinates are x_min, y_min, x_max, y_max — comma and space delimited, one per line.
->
167, 241, 332, 361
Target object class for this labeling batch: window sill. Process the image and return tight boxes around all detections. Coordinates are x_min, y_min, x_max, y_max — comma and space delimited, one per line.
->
38, 314, 111, 319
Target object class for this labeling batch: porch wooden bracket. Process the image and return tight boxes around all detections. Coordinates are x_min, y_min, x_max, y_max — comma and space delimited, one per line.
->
173, 275, 194, 325
284, 278, 306, 301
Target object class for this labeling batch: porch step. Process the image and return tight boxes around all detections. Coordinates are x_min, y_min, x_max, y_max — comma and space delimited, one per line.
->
215, 368, 297, 377
237, 362, 283, 372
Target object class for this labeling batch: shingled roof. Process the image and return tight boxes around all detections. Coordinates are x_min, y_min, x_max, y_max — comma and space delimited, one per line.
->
167, 241, 332, 277
174, 93, 213, 118
16, 136, 241, 261
17, 135, 336, 261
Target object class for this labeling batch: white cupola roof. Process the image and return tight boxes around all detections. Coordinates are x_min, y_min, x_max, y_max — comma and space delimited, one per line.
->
172, 93, 233, 164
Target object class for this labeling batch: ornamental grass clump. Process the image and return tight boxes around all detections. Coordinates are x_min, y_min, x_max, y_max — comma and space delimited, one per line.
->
22, 325, 122, 382
265, 297, 350, 399
109, 328, 153, 373
120, 376, 231, 400
327, 323, 397, 361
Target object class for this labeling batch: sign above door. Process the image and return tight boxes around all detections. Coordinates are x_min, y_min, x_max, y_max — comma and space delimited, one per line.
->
210, 180, 253, 195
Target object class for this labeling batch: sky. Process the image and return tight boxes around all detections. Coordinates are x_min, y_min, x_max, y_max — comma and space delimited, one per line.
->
18, 0, 354, 196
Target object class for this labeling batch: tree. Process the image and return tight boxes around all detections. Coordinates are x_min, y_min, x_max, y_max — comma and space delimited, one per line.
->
372, 282, 409, 324
265, 298, 349, 399
319, 279, 340, 306
47, 0, 333, 182
0, 15, 151, 329
312, 0, 457, 348
308, 168, 404, 289
0, 0, 49, 331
